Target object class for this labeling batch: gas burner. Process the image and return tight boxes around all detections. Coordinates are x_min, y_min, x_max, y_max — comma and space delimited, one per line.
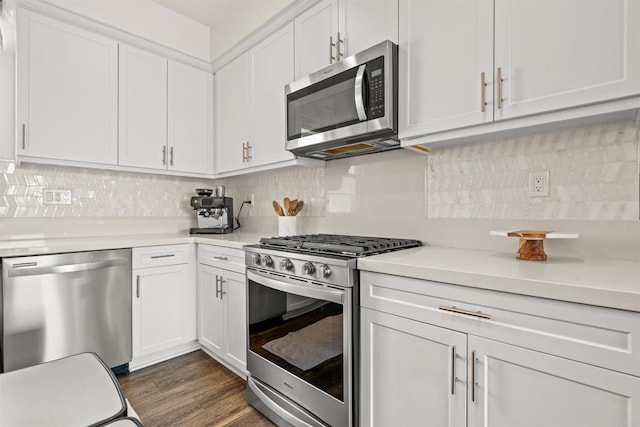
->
259, 234, 421, 257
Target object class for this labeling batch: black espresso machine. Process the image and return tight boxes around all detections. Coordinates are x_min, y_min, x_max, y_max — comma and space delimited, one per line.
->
190, 188, 234, 234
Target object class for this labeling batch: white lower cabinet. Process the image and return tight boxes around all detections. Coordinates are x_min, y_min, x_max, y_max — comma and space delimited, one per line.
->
360, 308, 466, 427
468, 336, 640, 427
197, 245, 247, 375
360, 272, 640, 427
131, 244, 197, 369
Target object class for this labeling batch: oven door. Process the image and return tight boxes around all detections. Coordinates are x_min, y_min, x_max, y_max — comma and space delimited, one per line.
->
246, 269, 352, 427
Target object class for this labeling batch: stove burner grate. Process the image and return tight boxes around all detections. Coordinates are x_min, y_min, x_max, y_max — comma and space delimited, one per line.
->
259, 234, 421, 257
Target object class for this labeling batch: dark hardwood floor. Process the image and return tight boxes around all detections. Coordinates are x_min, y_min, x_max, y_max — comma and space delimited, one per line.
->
117, 350, 275, 427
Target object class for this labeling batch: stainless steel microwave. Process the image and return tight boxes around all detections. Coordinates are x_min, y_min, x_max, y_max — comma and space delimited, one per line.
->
285, 40, 398, 160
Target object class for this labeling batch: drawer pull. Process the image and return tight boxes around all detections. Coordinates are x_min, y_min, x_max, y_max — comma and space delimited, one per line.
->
136, 275, 140, 298
438, 305, 491, 320
150, 254, 176, 259
213, 256, 228, 261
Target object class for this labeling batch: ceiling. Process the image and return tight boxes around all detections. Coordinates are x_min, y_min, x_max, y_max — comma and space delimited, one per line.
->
151, 0, 293, 60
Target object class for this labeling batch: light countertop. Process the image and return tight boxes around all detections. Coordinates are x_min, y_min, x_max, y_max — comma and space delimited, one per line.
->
357, 246, 640, 312
0, 232, 263, 258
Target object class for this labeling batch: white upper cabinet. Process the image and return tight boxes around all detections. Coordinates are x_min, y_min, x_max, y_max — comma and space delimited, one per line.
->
294, 0, 339, 79
120, 47, 213, 174
399, 0, 494, 138
119, 44, 168, 170
494, 0, 640, 120
215, 23, 296, 175
400, 0, 640, 141
215, 53, 250, 174
294, 0, 398, 79
17, 9, 118, 164
248, 22, 295, 166
168, 61, 214, 175
341, 0, 399, 57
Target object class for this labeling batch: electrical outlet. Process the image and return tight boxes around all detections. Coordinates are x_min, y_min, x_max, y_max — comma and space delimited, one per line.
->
250, 194, 255, 205
528, 170, 549, 197
43, 189, 72, 205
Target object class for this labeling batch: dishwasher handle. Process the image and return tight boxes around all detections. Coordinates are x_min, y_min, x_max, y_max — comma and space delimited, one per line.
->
7, 258, 129, 278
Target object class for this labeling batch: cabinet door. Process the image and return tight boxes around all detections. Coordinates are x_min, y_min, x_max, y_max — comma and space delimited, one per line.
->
198, 264, 224, 355
468, 336, 640, 427
168, 61, 214, 175
398, 0, 494, 139
248, 22, 295, 167
16, 10, 118, 164
361, 308, 466, 427
342, 0, 398, 57
133, 264, 193, 358
494, 0, 640, 120
223, 270, 247, 373
214, 53, 249, 174
118, 44, 167, 170
294, 0, 339, 79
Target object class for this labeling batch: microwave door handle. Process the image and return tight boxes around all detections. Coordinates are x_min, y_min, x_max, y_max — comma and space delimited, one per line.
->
354, 64, 368, 121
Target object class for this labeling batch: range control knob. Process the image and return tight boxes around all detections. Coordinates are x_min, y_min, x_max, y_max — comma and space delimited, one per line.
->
250, 253, 261, 265
317, 264, 332, 278
279, 258, 293, 271
262, 255, 274, 268
301, 262, 316, 276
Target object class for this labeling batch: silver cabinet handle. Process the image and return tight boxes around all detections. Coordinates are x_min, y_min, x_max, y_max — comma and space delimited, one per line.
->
329, 35, 335, 63
354, 64, 367, 121
150, 254, 175, 259
213, 256, 228, 261
219, 278, 227, 299
22, 124, 26, 150
497, 67, 503, 109
246, 142, 252, 161
480, 72, 487, 112
471, 350, 477, 402
336, 31, 344, 60
170, 146, 174, 166
439, 305, 491, 320
215, 275, 226, 299
450, 346, 456, 395
136, 275, 141, 298
162, 145, 167, 165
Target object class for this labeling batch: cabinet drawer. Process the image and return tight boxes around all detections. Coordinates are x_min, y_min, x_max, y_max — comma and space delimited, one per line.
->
361, 271, 640, 377
198, 245, 245, 274
132, 244, 191, 269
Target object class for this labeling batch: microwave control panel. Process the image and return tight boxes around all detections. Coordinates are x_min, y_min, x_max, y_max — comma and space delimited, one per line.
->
367, 56, 385, 119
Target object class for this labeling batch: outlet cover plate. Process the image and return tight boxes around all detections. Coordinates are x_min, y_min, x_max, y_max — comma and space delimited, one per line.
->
528, 170, 549, 197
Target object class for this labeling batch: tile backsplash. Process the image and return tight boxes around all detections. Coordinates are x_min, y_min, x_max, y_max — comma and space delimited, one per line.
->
0, 162, 212, 218
0, 120, 637, 223
426, 120, 639, 220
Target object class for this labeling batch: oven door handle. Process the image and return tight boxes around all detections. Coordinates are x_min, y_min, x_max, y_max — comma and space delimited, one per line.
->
354, 64, 368, 121
247, 270, 344, 304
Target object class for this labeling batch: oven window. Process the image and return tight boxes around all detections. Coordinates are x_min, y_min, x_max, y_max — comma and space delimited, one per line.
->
248, 279, 344, 402
287, 66, 360, 141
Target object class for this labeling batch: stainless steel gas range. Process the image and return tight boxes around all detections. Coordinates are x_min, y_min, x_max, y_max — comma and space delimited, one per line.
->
244, 234, 421, 427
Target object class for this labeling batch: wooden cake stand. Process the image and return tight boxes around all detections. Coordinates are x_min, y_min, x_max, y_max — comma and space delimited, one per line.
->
490, 230, 580, 261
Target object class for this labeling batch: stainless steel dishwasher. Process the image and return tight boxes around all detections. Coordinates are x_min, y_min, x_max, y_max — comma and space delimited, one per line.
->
1, 249, 132, 372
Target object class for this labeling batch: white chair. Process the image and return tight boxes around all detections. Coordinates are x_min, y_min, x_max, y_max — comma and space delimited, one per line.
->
0, 352, 132, 427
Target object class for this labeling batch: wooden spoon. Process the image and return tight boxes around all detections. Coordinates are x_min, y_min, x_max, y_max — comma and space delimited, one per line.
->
289, 199, 299, 216
283, 197, 291, 216
272, 200, 284, 216
292, 200, 304, 216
